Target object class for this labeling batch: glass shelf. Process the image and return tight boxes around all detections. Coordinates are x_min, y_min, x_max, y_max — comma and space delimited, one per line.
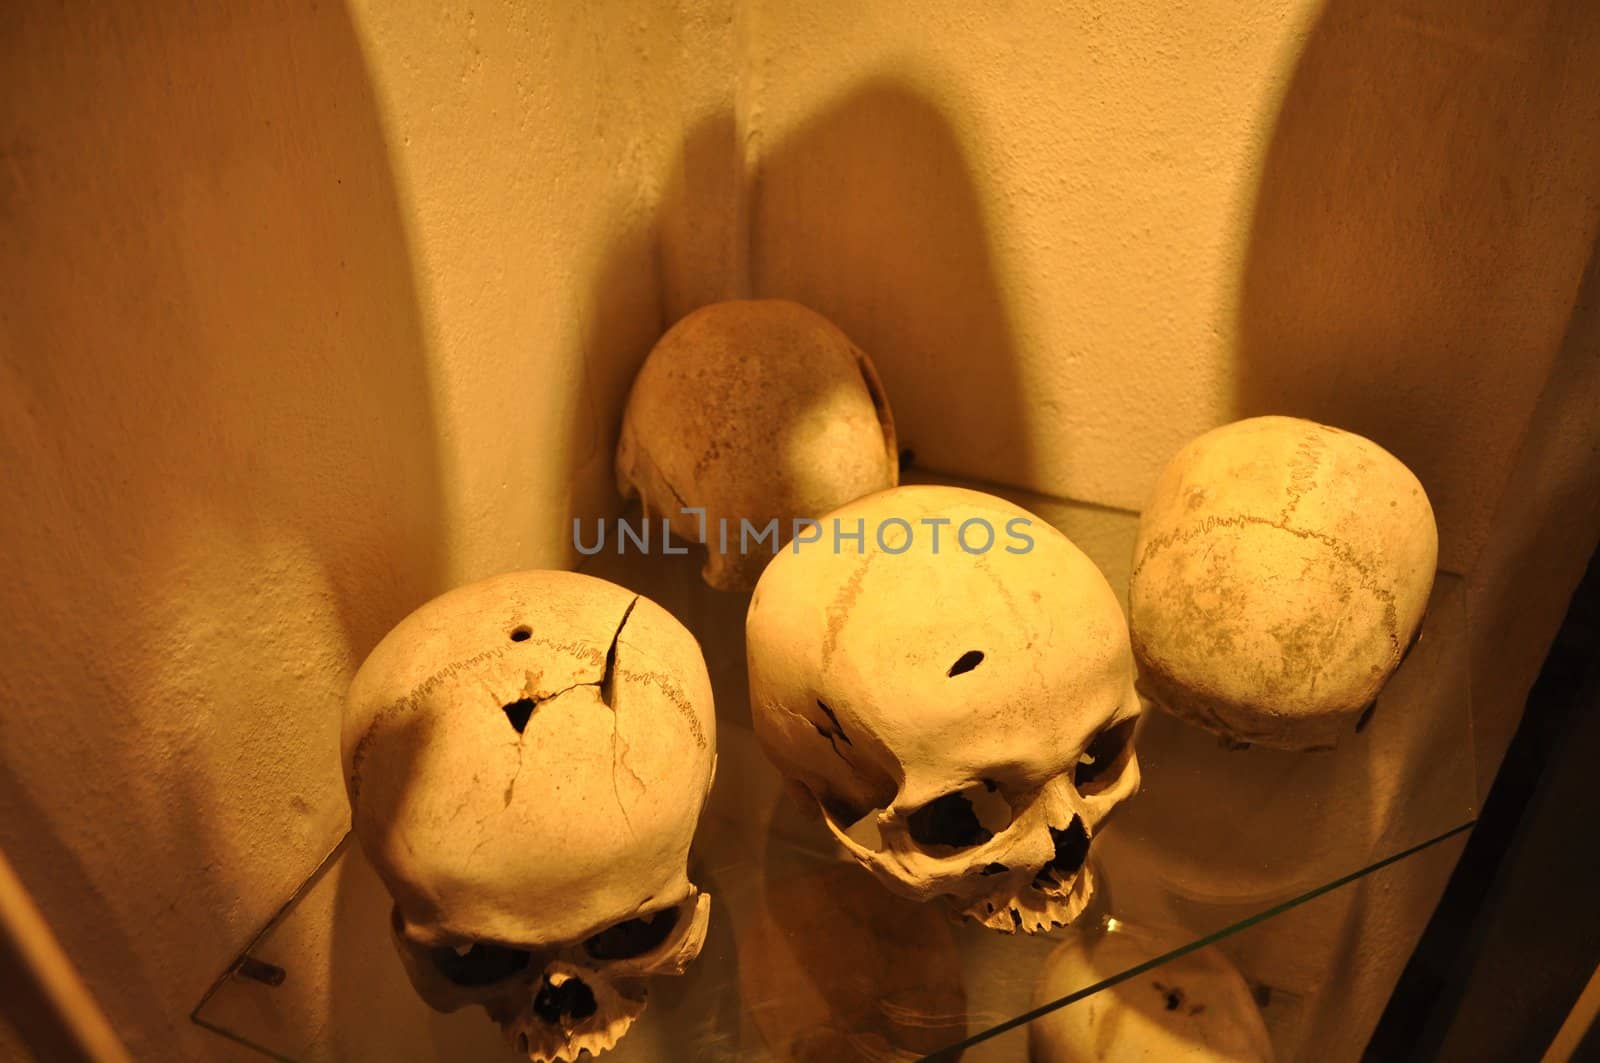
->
192, 481, 1475, 1061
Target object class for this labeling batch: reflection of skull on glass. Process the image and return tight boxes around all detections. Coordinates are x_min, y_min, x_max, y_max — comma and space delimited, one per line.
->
342, 571, 716, 1063
1030, 923, 1275, 1062
746, 486, 1141, 932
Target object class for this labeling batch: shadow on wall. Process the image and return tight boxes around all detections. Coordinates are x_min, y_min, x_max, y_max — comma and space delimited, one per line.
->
557, 197, 673, 540
0, 4, 443, 1055
566, 109, 750, 536
556, 83, 1020, 547
318, 88, 1008, 1058
532, 111, 749, 558
1229, 1, 1600, 1057
320, 104, 748, 1063
655, 111, 750, 326
1234, 0, 1600, 574
750, 79, 1032, 488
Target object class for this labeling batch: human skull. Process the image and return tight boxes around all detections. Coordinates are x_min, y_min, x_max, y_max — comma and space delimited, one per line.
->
1130, 415, 1437, 751
746, 485, 1141, 932
616, 299, 898, 591
1029, 922, 1274, 1062
342, 570, 716, 1062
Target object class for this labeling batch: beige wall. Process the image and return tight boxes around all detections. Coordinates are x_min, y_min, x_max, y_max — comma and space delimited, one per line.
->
351, 0, 743, 581
747, 0, 1600, 1055
3, 0, 1596, 1058
748, 0, 1600, 576
0, 1, 737, 1057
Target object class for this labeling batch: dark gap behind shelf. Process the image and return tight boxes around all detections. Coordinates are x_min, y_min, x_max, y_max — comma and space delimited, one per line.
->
1367, 546, 1600, 1061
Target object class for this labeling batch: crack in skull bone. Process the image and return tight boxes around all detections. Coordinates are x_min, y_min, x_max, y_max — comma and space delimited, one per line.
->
606, 598, 640, 836
483, 598, 640, 819
600, 597, 638, 711
814, 699, 853, 745
771, 698, 857, 774
808, 698, 858, 766
504, 738, 525, 808
1130, 512, 1401, 661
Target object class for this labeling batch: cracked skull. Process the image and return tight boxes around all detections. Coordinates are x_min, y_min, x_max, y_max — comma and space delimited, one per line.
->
342, 570, 716, 1062
746, 486, 1141, 932
616, 298, 899, 591
1130, 416, 1437, 751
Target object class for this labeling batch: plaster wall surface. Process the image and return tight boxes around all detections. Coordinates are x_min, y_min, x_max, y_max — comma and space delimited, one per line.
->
747, 0, 1600, 576
744, 0, 1600, 1056
350, 0, 745, 582
3, 0, 1598, 1059
0, 1, 737, 1057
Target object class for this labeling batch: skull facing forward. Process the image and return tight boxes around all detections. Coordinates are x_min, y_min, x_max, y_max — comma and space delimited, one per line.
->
342, 571, 716, 1062
746, 486, 1141, 932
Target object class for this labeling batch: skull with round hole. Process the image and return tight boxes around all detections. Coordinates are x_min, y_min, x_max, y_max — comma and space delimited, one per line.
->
1130, 416, 1437, 751
616, 298, 898, 591
746, 485, 1141, 932
342, 570, 716, 1063
1029, 922, 1275, 1062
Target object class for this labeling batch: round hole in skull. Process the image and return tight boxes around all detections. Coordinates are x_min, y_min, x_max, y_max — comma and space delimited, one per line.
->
509, 625, 532, 642
906, 784, 1013, 850
1074, 718, 1137, 794
427, 942, 531, 987
582, 907, 681, 961
533, 975, 598, 1024
947, 650, 984, 677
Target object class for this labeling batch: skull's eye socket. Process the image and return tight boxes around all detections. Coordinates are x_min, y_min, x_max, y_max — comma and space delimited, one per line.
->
428, 942, 531, 987
906, 782, 1013, 850
1074, 718, 1137, 795
582, 906, 680, 960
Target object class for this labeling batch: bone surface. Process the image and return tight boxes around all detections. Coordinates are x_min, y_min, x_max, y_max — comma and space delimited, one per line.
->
616, 298, 898, 591
1129, 415, 1437, 751
746, 485, 1141, 933
1029, 922, 1275, 1062
341, 570, 716, 1063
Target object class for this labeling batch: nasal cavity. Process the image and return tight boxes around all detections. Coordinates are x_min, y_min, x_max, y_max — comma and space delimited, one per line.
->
1045, 816, 1090, 877
947, 650, 984, 677
532, 975, 598, 1025
502, 698, 537, 734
